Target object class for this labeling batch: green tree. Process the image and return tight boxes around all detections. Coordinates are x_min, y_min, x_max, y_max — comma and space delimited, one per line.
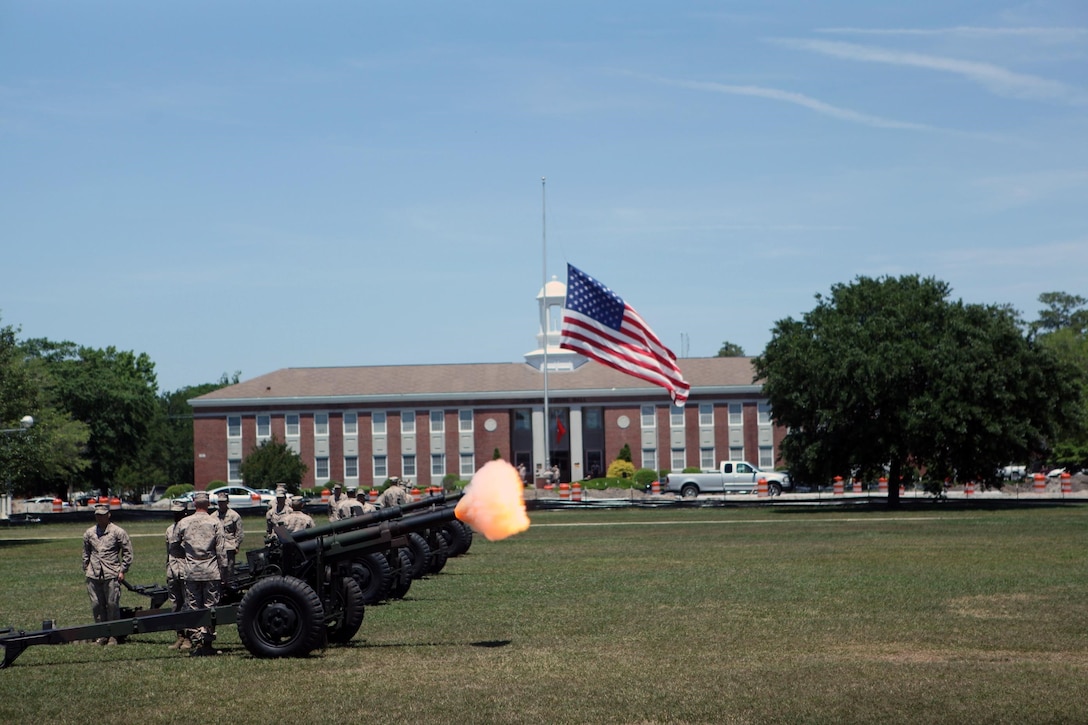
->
753, 275, 1083, 505
0, 320, 89, 497
618, 443, 632, 462
24, 339, 158, 493
240, 435, 308, 493
716, 341, 746, 357
1030, 292, 1088, 337
1032, 293, 1088, 471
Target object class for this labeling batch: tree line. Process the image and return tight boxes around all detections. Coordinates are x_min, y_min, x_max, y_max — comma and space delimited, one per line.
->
2, 281, 1085, 504
754, 281, 1087, 502
0, 315, 238, 501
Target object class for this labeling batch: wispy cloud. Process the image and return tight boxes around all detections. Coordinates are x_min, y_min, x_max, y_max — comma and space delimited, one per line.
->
648, 75, 936, 131
775, 38, 1086, 104
816, 26, 1088, 43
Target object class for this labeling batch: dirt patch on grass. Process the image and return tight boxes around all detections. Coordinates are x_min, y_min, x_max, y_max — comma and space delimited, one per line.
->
946, 592, 1046, 619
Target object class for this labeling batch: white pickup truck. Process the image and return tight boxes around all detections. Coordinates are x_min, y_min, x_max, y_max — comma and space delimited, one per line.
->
663, 461, 791, 498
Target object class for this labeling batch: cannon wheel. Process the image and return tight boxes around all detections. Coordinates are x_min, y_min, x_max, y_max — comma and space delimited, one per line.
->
427, 530, 450, 575
441, 520, 473, 557
327, 576, 365, 644
237, 575, 326, 659
405, 532, 432, 579
350, 553, 393, 605
386, 548, 413, 599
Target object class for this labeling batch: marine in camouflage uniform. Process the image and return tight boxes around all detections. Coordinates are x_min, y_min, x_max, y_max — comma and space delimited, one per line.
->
82, 503, 133, 645
327, 483, 344, 522
282, 495, 315, 533
165, 499, 190, 649
266, 487, 294, 534
214, 491, 244, 570
172, 491, 228, 655
335, 487, 376, 519
377, 480, 412, 509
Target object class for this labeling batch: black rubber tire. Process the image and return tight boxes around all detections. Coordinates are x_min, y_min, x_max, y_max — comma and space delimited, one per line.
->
426, 529, 450, 575
440, 520, 471, 557
681, 484, 699, 499
326, 576, 365, 644
405, 532, 432, 579
386, 548, 413, 599
350, 553, 393, 605
237, 575, 326, 659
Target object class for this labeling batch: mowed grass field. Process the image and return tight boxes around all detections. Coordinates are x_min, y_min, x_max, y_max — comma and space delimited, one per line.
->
1, 504, 1087, 724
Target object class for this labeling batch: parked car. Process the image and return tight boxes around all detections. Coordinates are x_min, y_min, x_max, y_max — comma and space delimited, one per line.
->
179, 485, 274, 509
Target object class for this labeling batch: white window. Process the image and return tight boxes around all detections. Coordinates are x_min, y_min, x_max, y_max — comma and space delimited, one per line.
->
699, 403, 713, 427
401, 411, 416, 434
227, 416, 241, 438
757, 402, 772, 425
431, 453, 445, 476
372, 411, 387, 435
460, 453, 475, 476
256, 415, 270, 438
459, 409, 473, 432
373, 455, 387, 478
286, 413, 300, 437
430, 410, 444, 433
344, 456, 358, 479
759, 446, 774, 469
641, 405, 656, 429
701, 448, 715, 470
315, 457, 329, 480
228, 460, 241, 482
403, 454, 416, 477
670, 405, 685, 428
729, 403, 743, 426
642, 448, 657, 472
343, 412, 357, 436
730, 446, 744, 461
315, 413, 329, 436
671, 449, 686, 471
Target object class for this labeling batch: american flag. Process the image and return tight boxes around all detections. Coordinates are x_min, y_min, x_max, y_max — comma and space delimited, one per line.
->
559, 264, 690, 406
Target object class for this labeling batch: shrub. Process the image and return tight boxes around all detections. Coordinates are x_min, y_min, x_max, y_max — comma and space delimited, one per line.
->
617, 444, 632, 462
633, 468, 658, 486
607, 460, 635, 479
163, 483, 194, 499
683, 466, 702, 473
442, 473, 462, 491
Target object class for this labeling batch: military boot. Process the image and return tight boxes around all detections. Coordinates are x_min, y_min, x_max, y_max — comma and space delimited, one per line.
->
168, 634, 186, 650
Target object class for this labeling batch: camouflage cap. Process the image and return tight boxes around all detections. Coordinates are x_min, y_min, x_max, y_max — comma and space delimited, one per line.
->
169, 499, 187, 513
275, 487, 287, 498
216, 491, 230, 503
192, 491, 210, 505
290, 495, 305, 508
93, 503, 110, 515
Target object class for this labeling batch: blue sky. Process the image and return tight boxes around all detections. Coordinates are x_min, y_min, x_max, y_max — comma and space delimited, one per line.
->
3, 1, 1086, 392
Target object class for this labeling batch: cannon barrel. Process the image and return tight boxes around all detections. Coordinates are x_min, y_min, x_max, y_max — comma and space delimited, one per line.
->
294, 506, 457, 560
289, 491, 462, 543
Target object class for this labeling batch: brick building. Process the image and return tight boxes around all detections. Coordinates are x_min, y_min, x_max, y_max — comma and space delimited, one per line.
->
189, 279, 783, 489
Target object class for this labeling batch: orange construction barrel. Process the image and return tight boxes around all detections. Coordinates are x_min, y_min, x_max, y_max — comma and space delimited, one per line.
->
833, 476, 844, 496
558, 482, 571, 500
52, 498, 63, 513
757, 477, 768, 498
1033, 473, 1046, 493
1061, 472, 1072, 495
572, 482, 583, 502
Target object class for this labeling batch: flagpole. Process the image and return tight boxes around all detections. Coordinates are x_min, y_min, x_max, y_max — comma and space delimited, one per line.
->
541, 177, 551, 481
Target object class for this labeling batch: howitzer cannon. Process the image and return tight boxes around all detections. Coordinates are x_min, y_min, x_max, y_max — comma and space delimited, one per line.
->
0, 493, 475, 667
